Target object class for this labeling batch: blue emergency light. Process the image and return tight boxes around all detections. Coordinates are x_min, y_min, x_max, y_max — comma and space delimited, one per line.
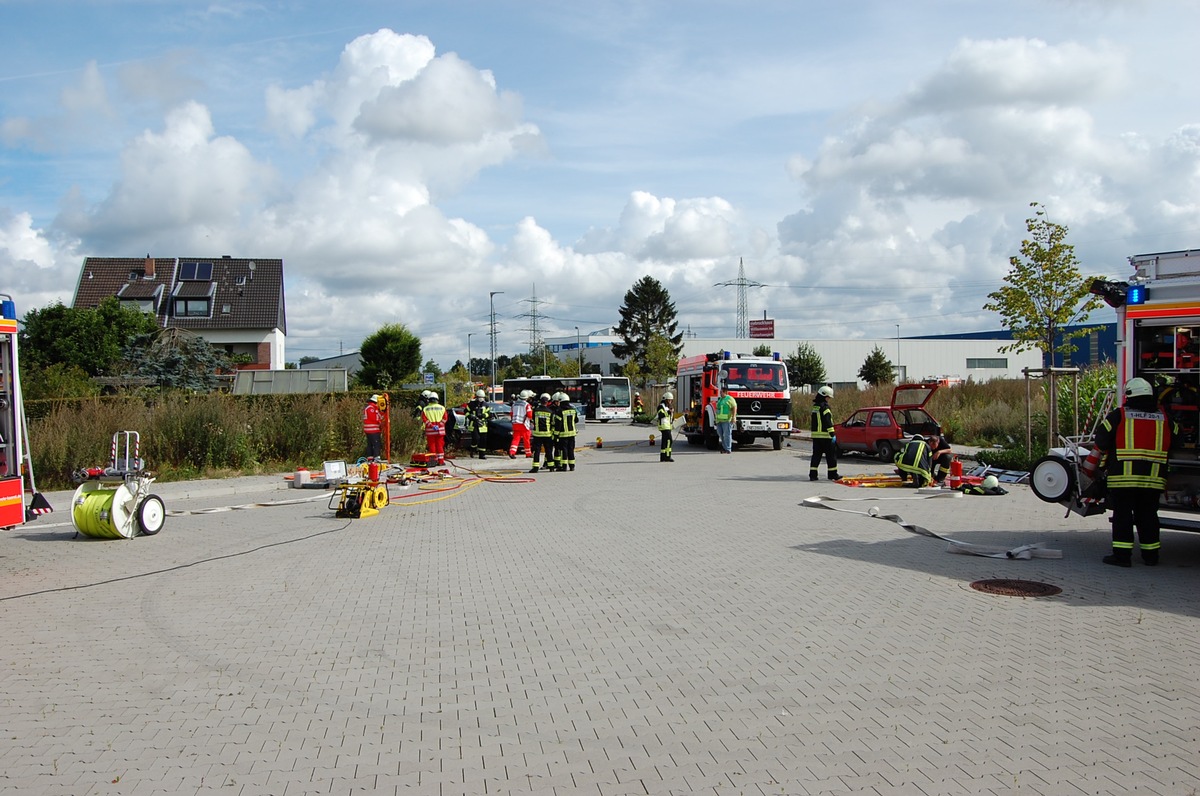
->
1126, 283, 1148, 305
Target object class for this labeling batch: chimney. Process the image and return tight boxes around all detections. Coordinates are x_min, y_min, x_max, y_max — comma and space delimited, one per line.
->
144, 254, 155, 278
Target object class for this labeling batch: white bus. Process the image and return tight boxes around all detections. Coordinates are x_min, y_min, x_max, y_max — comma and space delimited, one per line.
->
502, 374, 632, 421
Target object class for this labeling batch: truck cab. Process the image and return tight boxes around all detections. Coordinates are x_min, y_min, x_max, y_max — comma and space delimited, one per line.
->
676, 351, 792, 450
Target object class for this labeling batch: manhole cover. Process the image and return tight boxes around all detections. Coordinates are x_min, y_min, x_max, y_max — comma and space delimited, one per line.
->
970, 579, 1062, 597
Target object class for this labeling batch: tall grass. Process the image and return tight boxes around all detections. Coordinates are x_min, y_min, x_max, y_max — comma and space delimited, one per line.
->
28, 392, 425, 490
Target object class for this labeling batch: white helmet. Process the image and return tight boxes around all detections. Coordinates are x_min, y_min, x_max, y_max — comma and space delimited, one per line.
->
369, 394, 381, 403
911, 434, 924, 441
982, 475, 1000, 490
519, 390, 533, 400
475, 389, 486, 399
663, 392, 674, 401
540, 393, 551, 402
817, 386, 833, 398
1125, 377, 1153, 398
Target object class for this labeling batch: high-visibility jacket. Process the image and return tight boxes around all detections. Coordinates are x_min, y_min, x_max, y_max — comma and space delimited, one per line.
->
1098, 407, 1171, 490
421, 402, 447, 435
895, 439, 932, 482
532, 405, 554, 438
657, 402, 673, 431
555, 405, 578, 437
715, 395, 737, 423
511, 399, 531, 429
362, 402, 383, 434
811, 399, 834, 439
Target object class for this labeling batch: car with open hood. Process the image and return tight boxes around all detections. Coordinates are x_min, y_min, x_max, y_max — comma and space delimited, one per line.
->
833, 383, 941, 461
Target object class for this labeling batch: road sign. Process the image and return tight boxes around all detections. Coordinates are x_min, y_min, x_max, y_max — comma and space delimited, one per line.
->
423, 372, 435, 385
749, 319, 775, 339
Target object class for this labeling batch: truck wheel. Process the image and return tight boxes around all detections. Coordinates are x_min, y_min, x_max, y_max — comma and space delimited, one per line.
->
1030, 456, 1075, 503
705, 432, 719, 450
686, 434, 703, 446
772, 432, 783, 450
876, 440, 895, 462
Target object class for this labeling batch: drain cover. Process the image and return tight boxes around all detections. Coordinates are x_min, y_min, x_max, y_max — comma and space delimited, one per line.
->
970, 579, 1062, 597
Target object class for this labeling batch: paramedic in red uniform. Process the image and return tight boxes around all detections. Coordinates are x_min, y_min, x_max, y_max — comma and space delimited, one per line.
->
509, 390, 533, 459
362, 394, 384, 460
1094, 377, 1173, 567
421, 392, 448, 465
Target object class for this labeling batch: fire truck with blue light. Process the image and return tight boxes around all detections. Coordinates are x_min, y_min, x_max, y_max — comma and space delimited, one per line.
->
676, 350, 792, 450
1031, 248, 1200, 531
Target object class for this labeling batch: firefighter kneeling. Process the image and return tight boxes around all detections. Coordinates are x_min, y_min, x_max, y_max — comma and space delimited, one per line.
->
894, 435, 933, 488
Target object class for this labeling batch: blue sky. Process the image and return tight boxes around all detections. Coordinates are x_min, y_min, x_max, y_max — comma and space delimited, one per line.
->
4, 0, 1200, 367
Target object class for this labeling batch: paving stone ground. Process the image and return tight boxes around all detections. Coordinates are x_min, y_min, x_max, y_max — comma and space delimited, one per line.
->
3, 425, 1200, 796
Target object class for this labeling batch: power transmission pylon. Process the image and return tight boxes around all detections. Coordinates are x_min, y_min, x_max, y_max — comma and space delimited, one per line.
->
517, 284, 546, 354
714, 258, 764, 338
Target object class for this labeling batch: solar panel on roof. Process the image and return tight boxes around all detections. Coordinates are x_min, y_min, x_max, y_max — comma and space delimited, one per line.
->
180, 261, 196, 280
179, 261, 213, 281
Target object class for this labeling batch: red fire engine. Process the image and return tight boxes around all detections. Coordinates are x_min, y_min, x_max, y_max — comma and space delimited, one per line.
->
676, 350, 792, 451
1031, 249, 1200, 531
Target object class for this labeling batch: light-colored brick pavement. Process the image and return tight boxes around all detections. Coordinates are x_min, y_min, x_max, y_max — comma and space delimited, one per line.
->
3, 426, 1199, 795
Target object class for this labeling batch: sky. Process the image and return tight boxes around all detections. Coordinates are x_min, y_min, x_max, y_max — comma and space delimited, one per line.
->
3, 0, 1200, 369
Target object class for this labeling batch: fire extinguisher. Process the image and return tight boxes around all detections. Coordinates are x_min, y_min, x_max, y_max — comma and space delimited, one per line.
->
367, 458, 380, 483
949, 458, 963, 489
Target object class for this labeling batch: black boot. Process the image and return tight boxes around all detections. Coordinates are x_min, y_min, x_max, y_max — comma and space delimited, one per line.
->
1102, 554, 1132, 568
1143, 550, 1160, 566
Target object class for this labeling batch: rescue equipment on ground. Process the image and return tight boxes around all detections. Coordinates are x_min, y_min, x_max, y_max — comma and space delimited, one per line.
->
330, 457, 390, 519
71, 431, 165, 539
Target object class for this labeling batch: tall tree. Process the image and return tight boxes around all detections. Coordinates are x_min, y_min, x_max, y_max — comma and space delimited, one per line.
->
983, 202, 1104, 368
356, 323, 422, 390
644, 332, 679, 386
20, 297, 159, 376
858, 345, 894, 387
612, 276, 683, 376
786, 342, 827, 388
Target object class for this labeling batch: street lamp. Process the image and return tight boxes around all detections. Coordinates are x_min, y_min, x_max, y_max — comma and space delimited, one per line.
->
467, 333, 474, 382
489, 291, 503, 395
575, 326, 582, 373
895, 324, 901, 380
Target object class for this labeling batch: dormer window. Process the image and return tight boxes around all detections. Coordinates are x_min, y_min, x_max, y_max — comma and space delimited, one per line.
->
174, 298, 211, 317
129, 271, 140, 281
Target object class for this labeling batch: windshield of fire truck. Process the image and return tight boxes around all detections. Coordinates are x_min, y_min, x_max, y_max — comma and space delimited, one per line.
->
722, 363, 787, 390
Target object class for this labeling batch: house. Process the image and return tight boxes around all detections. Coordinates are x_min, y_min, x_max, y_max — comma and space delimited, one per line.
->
72, 255, 287, 370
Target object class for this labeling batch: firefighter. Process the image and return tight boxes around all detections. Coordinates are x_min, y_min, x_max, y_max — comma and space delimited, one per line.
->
509, 390, 533, 459
466, 389, 491, 460
658, 392, 675, 462
529, 393, 555, 473
420, 391, 448, 465
362, 394, 384, 461
554, 392, 579, 471
895, 434, 933, 487
809, 386, 840, 481
1094, 376, 1173, 567
546, 392, 564, 471
634, 392, 645, 416
928, 430, 953, 483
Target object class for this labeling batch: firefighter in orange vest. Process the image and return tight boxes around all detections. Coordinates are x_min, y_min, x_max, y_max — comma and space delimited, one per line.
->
362, 394, 384, 460
420, 391, 448, 465
1094, 377, 1174, 567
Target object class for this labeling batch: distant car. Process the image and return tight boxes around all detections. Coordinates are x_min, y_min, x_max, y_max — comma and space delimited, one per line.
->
833, 383, 941, 462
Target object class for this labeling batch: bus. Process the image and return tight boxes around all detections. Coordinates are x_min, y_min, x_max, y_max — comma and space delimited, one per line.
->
501, 374, 632, 421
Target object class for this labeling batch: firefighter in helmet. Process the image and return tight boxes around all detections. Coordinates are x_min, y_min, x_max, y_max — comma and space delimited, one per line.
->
658, 392, 675, 462
1094, 376, 1174, 567
466, 389, 491, 460
810, 385, 839, 481
420, 390, 448, 465
553, 392, 579, 471
509, 389, 533, 459
529, 393, 555, 473
362, 394, 384, 460
895, 434, 933, 487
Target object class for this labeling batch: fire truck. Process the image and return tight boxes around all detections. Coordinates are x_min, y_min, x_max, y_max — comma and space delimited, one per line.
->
1, 294, 51, 529
676, 350, 792, 450
1031, 249, 1200, 531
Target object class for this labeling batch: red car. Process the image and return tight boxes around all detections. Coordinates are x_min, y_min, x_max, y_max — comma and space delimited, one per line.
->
834, 383, 941, 461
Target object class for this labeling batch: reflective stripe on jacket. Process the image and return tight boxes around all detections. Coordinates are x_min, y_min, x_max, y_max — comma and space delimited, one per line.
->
657, 403, 673, 431
1101, 407, 1170, 490
421, 403, 446, 434
895, 439, 932, 480
810, 400, 834, 439
532, 406, 554, 437
555, 406, 578, 437
362, 403, 382, 434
